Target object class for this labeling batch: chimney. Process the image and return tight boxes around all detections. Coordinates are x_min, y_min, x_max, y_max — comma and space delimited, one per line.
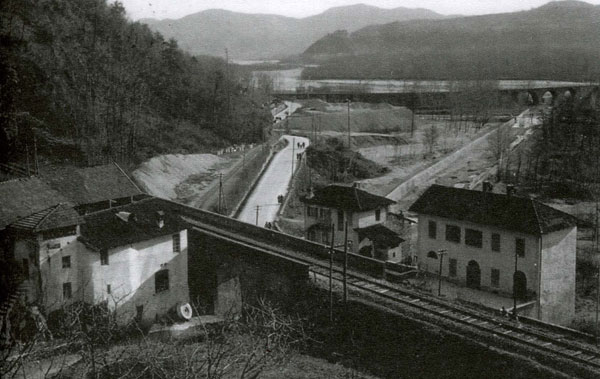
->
506, 184, 516, 197
156, 211, 165, 229
482, 181, 493, 193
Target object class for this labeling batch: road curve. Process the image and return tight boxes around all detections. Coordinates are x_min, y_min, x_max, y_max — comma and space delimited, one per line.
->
237, 135, 310, 226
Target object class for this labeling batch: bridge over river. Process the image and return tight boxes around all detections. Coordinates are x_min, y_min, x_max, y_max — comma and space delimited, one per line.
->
260, 68, 599, 107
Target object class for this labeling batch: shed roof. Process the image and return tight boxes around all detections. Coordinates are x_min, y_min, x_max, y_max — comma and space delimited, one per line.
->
301, 185, 394, 212
0, 177, 72, 230
408, 185, 577, 235
40, 163, 142, 205
354, 223, 405, 248
9, 203, 83, 232
79, 197, 186, 251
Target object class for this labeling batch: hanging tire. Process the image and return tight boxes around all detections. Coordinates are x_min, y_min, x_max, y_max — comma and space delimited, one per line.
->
176, 303, 193, 321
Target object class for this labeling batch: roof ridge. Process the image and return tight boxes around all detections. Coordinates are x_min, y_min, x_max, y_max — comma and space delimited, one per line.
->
530, 198, 544, 235
354, 186, 362, 211
34, 203, 63, 230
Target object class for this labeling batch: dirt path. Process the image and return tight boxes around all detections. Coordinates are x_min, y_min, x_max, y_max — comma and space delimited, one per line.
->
386, 109, 534, 212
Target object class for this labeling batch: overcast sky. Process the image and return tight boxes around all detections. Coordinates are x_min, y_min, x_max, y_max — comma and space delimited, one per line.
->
118, 0, 600, 20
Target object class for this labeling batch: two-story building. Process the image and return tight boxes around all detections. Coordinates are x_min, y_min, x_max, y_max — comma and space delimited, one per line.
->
300, 184, 404, 261
7, 195, 190, 326
408, 184, 577, 325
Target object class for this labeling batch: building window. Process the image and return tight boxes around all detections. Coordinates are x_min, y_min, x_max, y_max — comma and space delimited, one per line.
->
307, 206, 317, 217
491, 233, 501, 252
100, 250, 109, 265
337, 210, 344, 231
449, 259, 457, 277
465, 229, 483, 248
63, 282, 72, 300
375, 209, 381, 221
22, 259, 29, 280
155, 269, 169, 293
428, 221, 437, 239
62, 256, 71, 268
491, 269, 500, 287
445, 224, 461, 243
172, 233, 181, 253
427, 251, 438, 259
308, 229, 317, 241
516, 238, 525, 257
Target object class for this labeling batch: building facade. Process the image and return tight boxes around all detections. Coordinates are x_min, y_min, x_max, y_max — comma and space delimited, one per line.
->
409, 185, 577, 325
301, 184, 404, 262
9, 197, 190, 325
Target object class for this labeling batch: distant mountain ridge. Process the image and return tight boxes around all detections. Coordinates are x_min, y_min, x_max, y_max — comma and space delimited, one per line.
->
141, 4, 444, 59
301, 0, 600, 81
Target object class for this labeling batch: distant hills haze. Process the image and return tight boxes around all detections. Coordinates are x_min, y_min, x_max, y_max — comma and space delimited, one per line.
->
140, 4, 445, 59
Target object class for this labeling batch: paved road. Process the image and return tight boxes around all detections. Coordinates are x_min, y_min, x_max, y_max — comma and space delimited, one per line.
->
237, 135, 309, 226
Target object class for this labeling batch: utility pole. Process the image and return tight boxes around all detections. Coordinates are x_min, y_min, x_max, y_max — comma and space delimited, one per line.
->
255, 205, 259, 226
594, 202, 600, 343
25, 144, 30, 176
33, 135, 39, 175
218, 173, 223, 214
437, 249, 447, 296
343, 221, 349, 304
329, 225, 335, 322
346, 99, 351, 149
291, 137, 295, 175
513, 245, 518, 319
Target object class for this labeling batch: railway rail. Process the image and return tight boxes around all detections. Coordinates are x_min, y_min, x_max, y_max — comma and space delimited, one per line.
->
183, 214, 600, 375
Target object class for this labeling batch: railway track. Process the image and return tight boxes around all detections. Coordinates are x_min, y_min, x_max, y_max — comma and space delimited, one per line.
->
309, 264, 600, 372
184, 217, 600, 375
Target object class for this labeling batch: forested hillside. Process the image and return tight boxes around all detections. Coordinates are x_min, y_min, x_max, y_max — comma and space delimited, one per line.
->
302, 1, 600, 81
0, 0, 270, 166
142, 4, 444, 60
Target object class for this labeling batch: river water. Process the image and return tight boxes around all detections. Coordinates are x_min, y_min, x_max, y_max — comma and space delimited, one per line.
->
253, 67, 593, 94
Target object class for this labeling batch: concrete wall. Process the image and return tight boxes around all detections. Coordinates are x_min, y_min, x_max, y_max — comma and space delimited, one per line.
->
189, 230, 309, 317
14, 230, 83, 311
416, 214, 540, 296
539, 226, 576, 325
87, 230, 189, 324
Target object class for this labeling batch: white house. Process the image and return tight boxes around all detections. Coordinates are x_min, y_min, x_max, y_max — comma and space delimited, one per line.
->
8, 197, 189, 325
300, 184, 404, 262
408, 184, 578, 325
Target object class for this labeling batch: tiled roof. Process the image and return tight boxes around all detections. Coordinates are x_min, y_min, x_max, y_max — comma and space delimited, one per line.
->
79, 197, 186, 251
0, 177, 72, 230
408, 185, 577, 235
40, 163, 142, 205
9, 203, 82, 232
354, 223, 405, 248
301, 185, 394, 212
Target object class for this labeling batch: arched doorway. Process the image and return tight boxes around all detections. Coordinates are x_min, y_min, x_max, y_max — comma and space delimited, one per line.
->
513, 271, 527, 300
466, 260, 481, 289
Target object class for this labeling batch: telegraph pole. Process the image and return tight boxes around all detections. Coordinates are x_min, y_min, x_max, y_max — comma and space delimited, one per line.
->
343, 221, 349, 304
346, 99, 351, 149
329, 225, 335, 322
255, 205, 259, 226
437, 249, 447, 296
291, 137, 295, 175
218, 173, 223, 214
513, 246, 518, 319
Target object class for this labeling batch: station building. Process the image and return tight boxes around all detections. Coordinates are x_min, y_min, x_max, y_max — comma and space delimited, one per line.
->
301, 184, 404, 262
409, 184, 578, 325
